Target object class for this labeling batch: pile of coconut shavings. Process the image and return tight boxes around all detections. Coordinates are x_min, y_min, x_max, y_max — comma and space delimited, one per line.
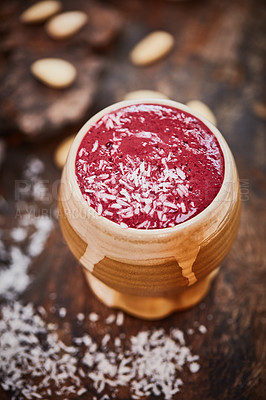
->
19, 157, 49, 203
0, 158, 54, 300
0, 301, 204, 400
82, 328, 200, 400
0, 301, 80, 399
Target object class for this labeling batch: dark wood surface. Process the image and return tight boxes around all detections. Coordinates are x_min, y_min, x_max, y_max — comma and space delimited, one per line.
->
0, 0, 265, 399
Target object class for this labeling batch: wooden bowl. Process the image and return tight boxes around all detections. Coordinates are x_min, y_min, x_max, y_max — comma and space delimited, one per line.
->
59, 99, 241, 319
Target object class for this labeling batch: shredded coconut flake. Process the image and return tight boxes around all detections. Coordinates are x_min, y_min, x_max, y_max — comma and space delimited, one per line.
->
116, 311, 124, 326
105, 314, 116, 324
89, 312, 99, 322
189, 362, 201, 373
59, 307, 67, 318
77, 313, 85, 321
10, 227, 27, 242
198, 324, 207, 334
92, 140, 99, 152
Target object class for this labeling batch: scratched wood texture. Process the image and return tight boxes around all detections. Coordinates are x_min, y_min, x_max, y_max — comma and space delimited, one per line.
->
0, 0, 265, 399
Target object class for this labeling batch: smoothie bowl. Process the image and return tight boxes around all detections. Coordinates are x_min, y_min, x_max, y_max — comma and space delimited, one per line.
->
59, 99, 241, 319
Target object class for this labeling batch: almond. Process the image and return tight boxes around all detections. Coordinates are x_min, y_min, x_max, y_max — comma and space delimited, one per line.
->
54, 135, 75, 169
186, 100, 217, 126
20, 1, 62, 24
129, 31, 174, 66
123, 90, 169, 101
45, 11, 88, 40
31, 58, 77, 89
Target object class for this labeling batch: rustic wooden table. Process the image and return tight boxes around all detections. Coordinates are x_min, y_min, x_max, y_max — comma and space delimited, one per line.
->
0, 0, 265, 399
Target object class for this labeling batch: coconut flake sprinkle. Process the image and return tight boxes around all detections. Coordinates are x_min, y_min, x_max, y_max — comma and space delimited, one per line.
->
75, 104, 224, 229
0, 302, 204, 400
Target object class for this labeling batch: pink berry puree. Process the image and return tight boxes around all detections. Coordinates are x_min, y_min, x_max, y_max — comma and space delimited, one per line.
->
75, 104, 224, 229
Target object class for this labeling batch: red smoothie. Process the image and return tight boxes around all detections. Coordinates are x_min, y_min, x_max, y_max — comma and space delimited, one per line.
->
75, 104, 224, 229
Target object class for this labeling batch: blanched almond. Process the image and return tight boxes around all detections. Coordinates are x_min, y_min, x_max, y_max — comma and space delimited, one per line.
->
130, 31, 174, 66
20, 1, 62, 24
123, 90, 169, 101
54, 134, 75, 169
186, 100, 217, 126
31, 58, 77, 89
46, 11, 88, 40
